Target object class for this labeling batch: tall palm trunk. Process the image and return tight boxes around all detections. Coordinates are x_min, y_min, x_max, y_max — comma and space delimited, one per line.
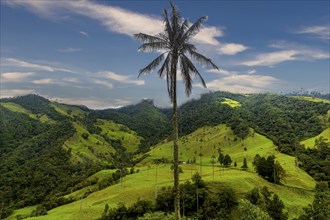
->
172, 58, 180, 220
135, 4, 218, 219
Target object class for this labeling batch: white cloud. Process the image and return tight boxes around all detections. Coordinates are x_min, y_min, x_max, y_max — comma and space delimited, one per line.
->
79, 31, 89, 37
5, 0, 247, 55
0, 89, 35, 98
63, 77, 80, 83
3, 58, 74, 73
92, 79, 113, 89
295, 25, 330, 40
218, 43, 248, 55
100, 71, 145, 85
50, 97, 132, 109
58, 47, 82, 53
32, 78, 57, 85
242, 44, 329, 67
32, 77, 81, 86
1, 72, 35, 82
247, 69, 256, 74
207, 69, 234, 76
242, 50, 297, 66
193, 26, 224, 46
204, 74, 278, 93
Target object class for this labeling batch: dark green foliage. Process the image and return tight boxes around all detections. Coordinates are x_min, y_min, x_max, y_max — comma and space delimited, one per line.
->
91, 99, 170, 148
297, 138, 330, 185
241, 94, 328, 152
30, 205, 47, 217
2, 94, 67, 121
298, 182, 330, 220
241, 157, 248, 169
246, 187, 261, 205
0, 106, 49, 155
246, 186, 287, 220
223, 154, 232, 166
253, 154, 286, 184
81, 132, 89, 140
218, 151, 224, 166
267, 194, 288, 220
155, 173, 237, 218
0, 119, 103, 219
100, 199, 154, 220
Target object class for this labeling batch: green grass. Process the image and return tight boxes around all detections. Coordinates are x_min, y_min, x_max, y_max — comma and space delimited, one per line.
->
0, 102, 55, 123
220, 98, 241, 108
5, 206, 37, 220
8, 125, 315, 220
51, 103, 86, 118
300, 127, 330, 148
96, 119, 143, 153
1, 102, 38, 119
13, 163, 313, 220
291, 96, 330, 104
63, 122, 115, 164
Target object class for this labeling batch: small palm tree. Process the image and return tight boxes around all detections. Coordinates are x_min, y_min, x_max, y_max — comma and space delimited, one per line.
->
135, 2, 218, 219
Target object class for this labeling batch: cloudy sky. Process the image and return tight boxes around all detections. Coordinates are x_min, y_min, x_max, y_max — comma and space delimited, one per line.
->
1, 0, 329, 108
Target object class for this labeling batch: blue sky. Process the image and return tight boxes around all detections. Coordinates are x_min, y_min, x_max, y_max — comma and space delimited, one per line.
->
1, 0, 329, 108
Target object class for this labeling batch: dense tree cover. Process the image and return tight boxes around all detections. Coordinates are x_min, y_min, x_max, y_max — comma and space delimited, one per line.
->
241, 94, 328, 153
178, 92, 249, 138
252, 154, 287, 184
1, 94, 68, 121
90, 100, 170, 148
296, 138, 330, 186
0, 120, 104, 219
297, 182, 330, 220
287, 90, 330, 100
0, 106, 49, 155
238, 199, 272, 220
246, 186, 288, 220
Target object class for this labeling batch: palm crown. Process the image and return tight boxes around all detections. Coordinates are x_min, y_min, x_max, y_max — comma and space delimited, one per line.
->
134, 2, 218, 102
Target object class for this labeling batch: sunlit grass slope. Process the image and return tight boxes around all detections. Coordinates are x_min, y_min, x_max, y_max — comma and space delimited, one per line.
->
12, 162, 314, 220
7, 125, 315, 220
220, 98, 241, 108
63, 122, 115, 164
0, 102, 53, 123
96, 119, 143, 153
51, 103, 86, 118
300, 109, 329, 148
292, 96, 330, 104
300, 127, 330, 148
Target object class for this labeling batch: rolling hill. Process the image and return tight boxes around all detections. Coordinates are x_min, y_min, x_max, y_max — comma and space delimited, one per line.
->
1, 91, 329, 220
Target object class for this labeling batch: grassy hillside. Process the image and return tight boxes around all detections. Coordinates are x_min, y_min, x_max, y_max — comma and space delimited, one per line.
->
51, 103, 86, 118
292, 96, 330, 104
300, 128, 330, 148
7, 125, 316, 220
96, 119, 143, 153
8, 164, 314, 220
0, 102, 54, 123
220, 98, 241, 108
63, 122, 115, 165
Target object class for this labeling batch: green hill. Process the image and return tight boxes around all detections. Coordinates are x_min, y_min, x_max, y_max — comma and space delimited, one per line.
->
1, 92, 329, 220
6, 125, 316, 220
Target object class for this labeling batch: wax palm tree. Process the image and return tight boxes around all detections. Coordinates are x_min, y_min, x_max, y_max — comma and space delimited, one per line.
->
135, 2, 218, 219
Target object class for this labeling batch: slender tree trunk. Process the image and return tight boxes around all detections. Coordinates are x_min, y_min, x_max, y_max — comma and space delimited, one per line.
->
172, 59, 180, 220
